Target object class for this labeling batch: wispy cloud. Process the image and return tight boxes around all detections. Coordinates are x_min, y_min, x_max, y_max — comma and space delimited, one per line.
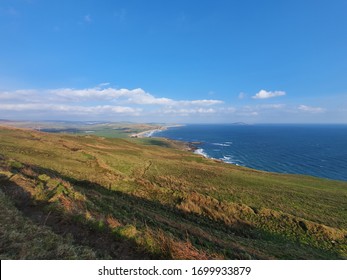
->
236, 106, 259, 117
0, 89, 37, 101
159, 108, 216, 116
0, 86, 223, 119
252, 89, 286, 99
49, 86, 223, 106
84, 14, 92, 23
0, 86, 335, 122
258, 104, 285, 109
0, 103, 141, 115
238, 92, 246, 99
298, 105, 326, 113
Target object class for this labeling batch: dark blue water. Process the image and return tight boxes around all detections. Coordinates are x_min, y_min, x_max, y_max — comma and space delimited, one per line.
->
154, 124, 347, 182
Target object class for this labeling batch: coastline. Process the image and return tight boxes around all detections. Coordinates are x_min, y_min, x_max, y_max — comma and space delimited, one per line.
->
147, 124, 347, 182
131, 125, 237, 165
131, 124, 223, 163
130, 124, 183, 138
130, 124, 207, 155
131, 124, 246, 167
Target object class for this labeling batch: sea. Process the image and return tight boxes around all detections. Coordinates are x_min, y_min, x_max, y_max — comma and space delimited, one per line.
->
153, 124, 347, 182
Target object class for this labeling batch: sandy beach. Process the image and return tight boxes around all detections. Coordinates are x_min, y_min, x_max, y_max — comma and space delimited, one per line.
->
130, 124, 183, 138
130, 127, 166, 138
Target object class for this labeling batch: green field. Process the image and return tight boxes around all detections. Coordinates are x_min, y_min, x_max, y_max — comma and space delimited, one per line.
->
0, 125, 346, 259
0, 120, 166, 138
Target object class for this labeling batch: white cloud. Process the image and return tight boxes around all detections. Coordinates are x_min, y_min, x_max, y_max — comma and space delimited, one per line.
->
1, 85, 338, 122
160, 108, 216, 115
0, 89, 37, 101
252, 89, 286, 99
182, 99, 222, 106
0, 104, 41, 111
236, 106, 259, 117
0, 86, 224, 120
0, 103, 141, 115
49, 87, 130, 101
298, 105, 326, 113
98, 82, 110, 87
48, 86, 223, 106
258, 104, 285, 109
221, 107, 237, 113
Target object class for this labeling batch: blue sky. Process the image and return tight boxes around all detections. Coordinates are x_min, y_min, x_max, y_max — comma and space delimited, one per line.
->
1, 0, 347, 123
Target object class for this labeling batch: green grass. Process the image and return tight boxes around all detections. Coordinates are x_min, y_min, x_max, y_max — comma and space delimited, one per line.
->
0, 125, 346, 259
0, 120, 165, 138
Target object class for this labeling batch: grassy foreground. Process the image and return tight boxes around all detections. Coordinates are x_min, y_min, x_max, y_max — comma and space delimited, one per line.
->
0, 125, 346, 259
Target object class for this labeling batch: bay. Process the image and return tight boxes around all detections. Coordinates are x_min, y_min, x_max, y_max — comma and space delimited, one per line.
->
154, 124, 347, 182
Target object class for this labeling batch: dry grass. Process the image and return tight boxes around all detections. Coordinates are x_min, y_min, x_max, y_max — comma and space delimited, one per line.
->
0, 190, 96, 259
1, 125, 347, 259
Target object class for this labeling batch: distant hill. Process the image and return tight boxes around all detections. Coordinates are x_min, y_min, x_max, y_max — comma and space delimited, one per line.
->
0, 125, 346, 259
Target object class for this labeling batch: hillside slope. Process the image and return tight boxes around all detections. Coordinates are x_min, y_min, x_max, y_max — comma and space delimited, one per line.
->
0, 126, 346, 259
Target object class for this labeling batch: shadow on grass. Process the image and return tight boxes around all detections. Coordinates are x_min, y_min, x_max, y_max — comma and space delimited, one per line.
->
1, 159, 344, 260
0, 176, 159, 259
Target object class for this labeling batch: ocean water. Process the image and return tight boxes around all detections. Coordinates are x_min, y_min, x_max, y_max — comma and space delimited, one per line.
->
153, 124, 347, 182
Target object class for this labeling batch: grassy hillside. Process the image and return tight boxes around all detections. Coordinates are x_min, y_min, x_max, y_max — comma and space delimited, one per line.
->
0, 125, 346, 259
0, 120, 166, 138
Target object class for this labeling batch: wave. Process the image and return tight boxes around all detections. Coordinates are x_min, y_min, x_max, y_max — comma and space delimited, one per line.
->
212, 143, 230, 147
154, 124, 347, 181
219, 155, 244, 166
194, 149, 244, 166
194, 148, 209, 158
